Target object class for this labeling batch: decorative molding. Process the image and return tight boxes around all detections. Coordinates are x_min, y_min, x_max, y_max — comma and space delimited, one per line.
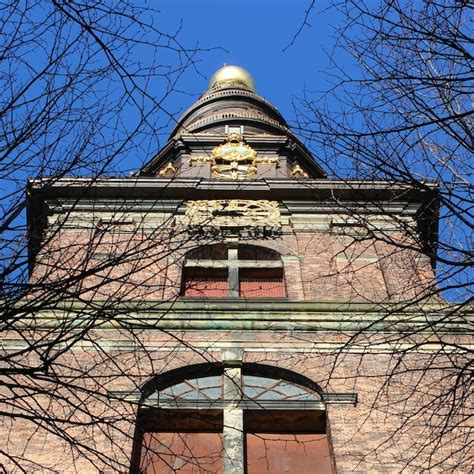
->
112, 396, 328, 411
108, 391, 356, 408
186, 111, 291, 135
6, 299, 471, 335
322, 393, 358, 405
188, 156, 214, 165
253, 156, 280, 165
3, 339, 473, 354
183, 199, 281, 228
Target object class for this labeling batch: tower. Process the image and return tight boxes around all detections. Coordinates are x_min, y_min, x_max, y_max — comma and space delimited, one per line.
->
7, 66, 470, 472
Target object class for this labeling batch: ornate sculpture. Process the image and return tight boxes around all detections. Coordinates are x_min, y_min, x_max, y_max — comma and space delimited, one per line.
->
210, 133, 256, 179
184, 200, 281, 228
158, 162, 176, 177
187, 133, 280, 180
290, 164, 309, 179
253, 156, 280, 165
188, 156, 214, 165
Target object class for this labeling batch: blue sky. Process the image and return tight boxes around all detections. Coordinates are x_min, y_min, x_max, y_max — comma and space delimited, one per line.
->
2, 1, 469, 301
155, 0, 344, 140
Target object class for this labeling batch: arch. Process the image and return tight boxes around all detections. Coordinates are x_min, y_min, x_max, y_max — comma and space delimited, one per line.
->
131, 363, 333, 473
185, 244, 227, 260
245, 363, 325, 397
140, 362, 325, 403
237, 244, 281, 260
140, 362, 222, 401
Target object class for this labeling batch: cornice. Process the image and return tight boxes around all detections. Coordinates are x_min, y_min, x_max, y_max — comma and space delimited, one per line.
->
28, 177, 439, 219
169, 85, 287, 138
8, 299, 472, 334
28, 177, 438, 198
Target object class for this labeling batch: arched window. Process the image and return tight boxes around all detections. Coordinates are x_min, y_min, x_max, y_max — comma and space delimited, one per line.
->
181, 244, 286, 299
132, 364, 333, 473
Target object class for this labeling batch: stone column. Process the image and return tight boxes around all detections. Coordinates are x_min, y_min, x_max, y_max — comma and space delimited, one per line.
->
222, 349, 244, 474
227, 246, 240, 298
223, 404, 244, 474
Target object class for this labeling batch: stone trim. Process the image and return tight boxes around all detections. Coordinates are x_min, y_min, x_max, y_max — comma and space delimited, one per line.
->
4, 339, 472, 354
13, 300, 472, 333
108, 392, 356, 408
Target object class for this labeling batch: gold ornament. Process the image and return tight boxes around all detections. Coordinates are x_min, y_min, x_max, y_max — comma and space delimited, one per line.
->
290, 164, 309, 179
253, 156, 280, 165
188, 156, 214, 165
210, 133, 257, 180
211, 133, 257, 163
184, 200, 281, 228
209, 65, 256, 92
187, 133, 280, 180
158, 162, 176, 177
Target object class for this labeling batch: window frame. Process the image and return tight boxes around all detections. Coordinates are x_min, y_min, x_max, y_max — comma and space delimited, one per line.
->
180, 244, 287, 299
133, 364, 333, 473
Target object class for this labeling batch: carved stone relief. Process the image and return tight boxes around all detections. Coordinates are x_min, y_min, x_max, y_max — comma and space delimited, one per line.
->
183, 199, 281, 227
158, 162, 177, 177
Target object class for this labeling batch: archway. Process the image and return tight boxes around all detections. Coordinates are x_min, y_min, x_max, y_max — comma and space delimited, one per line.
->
131, 363, 333, 473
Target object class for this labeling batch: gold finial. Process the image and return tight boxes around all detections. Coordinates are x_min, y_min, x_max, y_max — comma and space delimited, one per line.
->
209, 65, 256, 92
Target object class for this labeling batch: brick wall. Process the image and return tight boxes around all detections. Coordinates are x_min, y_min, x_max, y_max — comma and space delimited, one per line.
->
30, 206, 436, 304
1, 327, 469, 472
4, 198, 454, 472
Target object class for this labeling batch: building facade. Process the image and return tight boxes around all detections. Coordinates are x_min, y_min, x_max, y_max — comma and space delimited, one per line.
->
4, 66, 471, 473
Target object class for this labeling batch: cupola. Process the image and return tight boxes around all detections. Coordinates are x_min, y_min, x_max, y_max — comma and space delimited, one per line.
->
140, 66, 326, 179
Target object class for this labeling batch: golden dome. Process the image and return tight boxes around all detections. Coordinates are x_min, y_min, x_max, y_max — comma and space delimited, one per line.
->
209, 65, 256, 92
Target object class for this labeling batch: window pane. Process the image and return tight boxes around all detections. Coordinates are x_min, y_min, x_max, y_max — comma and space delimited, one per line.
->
274, 382, 316, 401
246, 433, 332, 474
141, 432, 224, 474
239, 268, 285, 298
156, 376, 222, 401
243, 375, 317, 401
190, 376, 222, 400
182, 268, 228, 298
158, 382, 192, 399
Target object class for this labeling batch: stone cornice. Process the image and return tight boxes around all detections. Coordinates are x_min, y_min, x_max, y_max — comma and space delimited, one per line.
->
8, 299, 472, 334
169, 85, 288, 138
27, 177, 439, 265
28, 177, 438, 201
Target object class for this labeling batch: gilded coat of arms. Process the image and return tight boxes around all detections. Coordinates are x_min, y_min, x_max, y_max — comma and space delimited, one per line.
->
184, 200, 281, 227
188, 133, 278, 180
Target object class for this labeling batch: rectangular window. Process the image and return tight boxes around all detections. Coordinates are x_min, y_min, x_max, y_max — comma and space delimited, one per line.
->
246, 433, 332, 473
181, 268, 229, 298
225, 125, 243, 135
136, 409, 332, 473
141, 432, 224, 473
239, 268, 286, 298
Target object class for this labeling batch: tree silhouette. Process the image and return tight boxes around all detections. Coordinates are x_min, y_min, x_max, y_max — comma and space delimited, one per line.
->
291, 0, 473, 469
0, 1, 214, 470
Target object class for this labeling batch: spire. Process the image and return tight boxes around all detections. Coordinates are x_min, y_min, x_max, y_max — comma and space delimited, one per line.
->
139, 66, 327, 179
